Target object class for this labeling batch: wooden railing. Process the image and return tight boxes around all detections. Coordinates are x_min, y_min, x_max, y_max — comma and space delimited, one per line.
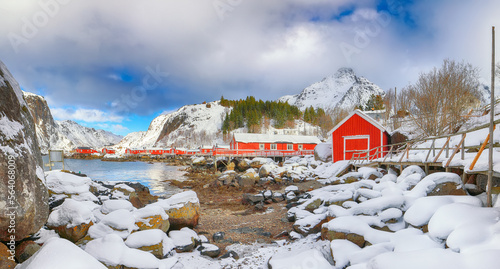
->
212, 149, 315, 157
350, 118, 500, 170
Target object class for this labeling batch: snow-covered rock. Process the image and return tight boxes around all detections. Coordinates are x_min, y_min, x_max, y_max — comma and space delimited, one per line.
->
17, 238, 107, 269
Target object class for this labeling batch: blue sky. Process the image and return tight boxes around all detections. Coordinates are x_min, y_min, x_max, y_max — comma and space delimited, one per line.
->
1, 0, 499, 136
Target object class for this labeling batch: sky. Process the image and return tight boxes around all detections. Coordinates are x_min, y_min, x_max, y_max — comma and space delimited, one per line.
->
1, 0, 499, 136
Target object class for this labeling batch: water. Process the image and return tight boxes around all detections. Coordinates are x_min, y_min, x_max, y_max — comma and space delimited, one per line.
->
42, 156, 186, 197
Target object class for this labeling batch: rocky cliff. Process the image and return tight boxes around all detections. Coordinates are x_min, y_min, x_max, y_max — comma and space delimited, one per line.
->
0, 60, 49, 241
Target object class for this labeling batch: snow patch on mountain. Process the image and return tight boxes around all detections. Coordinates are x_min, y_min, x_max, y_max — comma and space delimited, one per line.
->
278, 68, 385, 111
23, 91, 122, 153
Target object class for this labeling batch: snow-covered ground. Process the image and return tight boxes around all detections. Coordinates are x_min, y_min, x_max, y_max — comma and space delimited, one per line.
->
15, 154, 500, 269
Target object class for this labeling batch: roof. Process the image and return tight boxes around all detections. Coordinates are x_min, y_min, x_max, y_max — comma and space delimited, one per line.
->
77, 147, 92, 150
233, 133, 321, 144
329, 109, 388, 134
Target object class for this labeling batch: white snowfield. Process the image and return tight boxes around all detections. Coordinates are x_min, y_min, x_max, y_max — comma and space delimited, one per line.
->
17, 154, 500, 269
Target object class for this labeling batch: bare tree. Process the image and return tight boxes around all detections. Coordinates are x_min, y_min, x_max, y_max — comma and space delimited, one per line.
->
406, 59, 482, 136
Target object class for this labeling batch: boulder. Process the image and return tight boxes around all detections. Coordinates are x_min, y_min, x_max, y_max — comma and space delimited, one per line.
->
242, 193, 264, 205
250, 158, 270, 169
153, 191, 200, 230
0, 242, 17, 268
226, 162, 236, 171
238, 169, 259, 187
122, 182, 158, 207
259, 163, 277, 178
314, 142, 333, 162
46, 199, 95, 243
133, 205, 170, 232
237, 159, 251, 171
293, 213, 328, 236
0, 60, 49, 241
17, 238, 107, 269
192, 157, 207, 166
125, 229, 175, 259
321, 228, 367, 248
15, 240, 41, 263
199, 243, 221, 258
169, 230, 197, 252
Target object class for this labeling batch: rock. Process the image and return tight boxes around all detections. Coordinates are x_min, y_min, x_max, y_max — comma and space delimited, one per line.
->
154, 191, 200, 230
169, 230, 197, 252
314, 142, 333, 162
0, 61, 50, 241
220, 250, 239, 260
192, 157, 207, 166
226, 162, 236, 171
238, 169, 259, 187
50, 222, 94, 243
250, 158, 270, 169
321, 228, 367, 248
15, 241, 41, 263
133, 205, 170, 232
18, 238, 107, 269
213, 231, 225, 242
259, 164, 276, 178
242, 193, 264, 205
304, 198, 323, 212
199, 243, 221, 258
129, 192, 144, 208
122, 182, 158, 207
237, 159, 251, 171
218, 171, 237, 186
0, 242, 17, 268
293, 213, 328, 236
429, 181, 467, 196
125, 229, 175, 259
46, 199, 95, 243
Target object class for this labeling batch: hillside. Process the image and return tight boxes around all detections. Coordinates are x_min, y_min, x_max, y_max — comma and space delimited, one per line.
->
23, 91, 123, 153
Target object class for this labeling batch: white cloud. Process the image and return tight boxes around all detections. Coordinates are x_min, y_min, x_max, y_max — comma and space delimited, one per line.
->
51, 107, 124, 123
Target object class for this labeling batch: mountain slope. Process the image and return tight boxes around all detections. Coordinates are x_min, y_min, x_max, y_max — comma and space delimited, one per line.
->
23, 91, 122, 153
279, 68, 385, 111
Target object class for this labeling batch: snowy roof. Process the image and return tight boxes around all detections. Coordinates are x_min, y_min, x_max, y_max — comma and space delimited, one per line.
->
233, 133, 321, 144
329, 109, 388, 134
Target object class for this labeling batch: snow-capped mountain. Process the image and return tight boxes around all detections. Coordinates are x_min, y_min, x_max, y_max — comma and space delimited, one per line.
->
113, 100, 324, 151
279, 68, 385, 111
23, 91, 122, 153
114, 101, 229, 150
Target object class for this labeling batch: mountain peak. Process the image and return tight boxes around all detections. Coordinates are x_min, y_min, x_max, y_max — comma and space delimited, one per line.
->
278, 68, 384, 111
334, 67, 355, 78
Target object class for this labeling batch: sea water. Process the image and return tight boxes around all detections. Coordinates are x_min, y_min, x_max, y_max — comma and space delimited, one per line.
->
42, 157, 185, 197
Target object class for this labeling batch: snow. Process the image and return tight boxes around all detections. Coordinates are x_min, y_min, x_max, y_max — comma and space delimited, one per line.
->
278, 67, 385, 111
47, 198, 95, 228
17, 238, 107, 269
45, 170, 92, 195
154, 190, 199, 210
125, 229, 175, 255
100, 199, 135, 214
169, 229, 195, 248
84, 233, 173, 268
268, 249, 333, 269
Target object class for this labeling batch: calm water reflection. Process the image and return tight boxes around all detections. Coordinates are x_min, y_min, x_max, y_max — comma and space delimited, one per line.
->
42, 157, 185, 197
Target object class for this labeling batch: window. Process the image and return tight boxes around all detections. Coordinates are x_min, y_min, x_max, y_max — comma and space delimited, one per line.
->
298, 144, 303, 150
259, 144, 265, 150
270, 144, 277, 150
287, 144, 293, 150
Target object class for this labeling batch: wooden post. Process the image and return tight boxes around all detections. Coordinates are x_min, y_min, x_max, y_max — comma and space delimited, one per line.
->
487, 26, 495, 207
461, 134, 466, 160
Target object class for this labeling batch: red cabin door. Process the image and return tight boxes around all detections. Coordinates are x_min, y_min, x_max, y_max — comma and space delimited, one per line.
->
344, 136, 370, 160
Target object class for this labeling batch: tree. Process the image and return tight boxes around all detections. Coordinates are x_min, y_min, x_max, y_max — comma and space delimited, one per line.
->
364, 94, 385, 111
406, 59, 482, 136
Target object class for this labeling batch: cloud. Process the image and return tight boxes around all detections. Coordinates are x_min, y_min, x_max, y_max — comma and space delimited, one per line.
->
51, 107, 124, 123
1, 0, 500, 121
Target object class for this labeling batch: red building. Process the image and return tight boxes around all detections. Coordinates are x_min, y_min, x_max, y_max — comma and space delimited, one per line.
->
330, 110, 390, 162
230, 133, 321, 152
101, 148, 116, 154
76, 147, 98, 154
146, 148, 173, 155
125, 148, 147, 155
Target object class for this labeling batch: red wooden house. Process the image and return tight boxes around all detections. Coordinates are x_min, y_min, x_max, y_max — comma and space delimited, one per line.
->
101, 148, 116, 154
200, 146, 213, 154
230, 133, 321, 152
330, 110, 390, 162
146, 148, 173, 155
125, 148, 147, 155
76, 147, 98, 154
